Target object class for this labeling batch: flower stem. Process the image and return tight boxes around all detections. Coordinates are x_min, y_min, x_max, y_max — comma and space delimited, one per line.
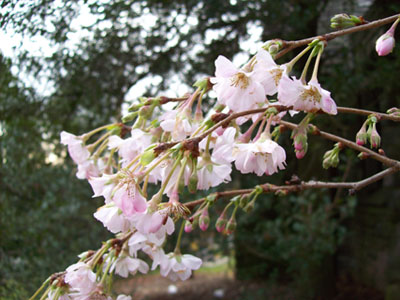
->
174, 220, 186, 254
158, 152, 183, 195
311, 46, 324, 81
286, 45, 312, 73
300, 50, 315, 83
143, 150, 172, 177
29, 277, 51, 300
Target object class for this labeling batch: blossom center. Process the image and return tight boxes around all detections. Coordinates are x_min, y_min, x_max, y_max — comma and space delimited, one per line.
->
269, 68, 283, 86
230, 72, 250, 89
300, 86, 321, 103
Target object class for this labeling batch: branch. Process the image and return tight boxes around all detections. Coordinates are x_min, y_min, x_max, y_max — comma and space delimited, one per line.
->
279, 120, 400, 168
185, 166, 399, 209
276, 14, 400, 59
337, 106, 400, 122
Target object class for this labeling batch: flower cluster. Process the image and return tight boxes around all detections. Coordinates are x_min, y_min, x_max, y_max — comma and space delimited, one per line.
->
34, 15, 398, 297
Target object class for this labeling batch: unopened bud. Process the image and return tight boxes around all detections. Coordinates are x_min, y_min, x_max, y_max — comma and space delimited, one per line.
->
188, 171, 198, 194
184, 220, 193, 233
387, 107, 400, 115
128, 102, 143, 112
376, 32, 395, 56
243, 200, 255, 213
358, 152, 369, 160
330, 14, 363, 29
239, 194, 250, 208
122, 111, 138, 123
356, 122, 368, 145
262, 39, 283, 56
199, 208, 210, 231
216, 214, 227, 233
140, 149, 156, 166
138, 105, 154, 119
378, 148, 386, 156
369, 123, 381, 148
225, 216, 237, 235
293, 132, 308, 159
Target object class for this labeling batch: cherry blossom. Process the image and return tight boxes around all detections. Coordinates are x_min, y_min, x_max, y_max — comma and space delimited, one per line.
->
233, 132, 286, 176
278, 75, 337, 115
159, 253, 202, 281
210, 55, 267, 112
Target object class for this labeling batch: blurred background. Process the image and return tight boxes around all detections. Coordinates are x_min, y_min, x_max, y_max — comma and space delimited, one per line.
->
1, 0, 400, 299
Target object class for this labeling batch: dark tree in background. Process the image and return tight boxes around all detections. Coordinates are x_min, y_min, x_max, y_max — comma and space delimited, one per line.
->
1, 0, 400, 299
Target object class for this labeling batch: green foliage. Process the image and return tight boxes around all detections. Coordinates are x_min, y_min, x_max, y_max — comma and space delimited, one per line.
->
235, 191, 356, 297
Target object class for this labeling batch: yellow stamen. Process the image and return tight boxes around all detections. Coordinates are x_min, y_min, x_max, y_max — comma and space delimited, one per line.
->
230, 72, 250, 89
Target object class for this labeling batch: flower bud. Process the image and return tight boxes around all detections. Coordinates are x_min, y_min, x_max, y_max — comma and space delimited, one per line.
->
239, 194, 250, 208
369, 123, 381, 148
293, 132, 308, 159
356, 124, 368, 146
122, 111, 138, 123
225, 216, 237, 235
199, 207, 210, 231
184, 220, 193, 233
330, 14, 363, 29
262, 40, 283, 56
188, 171, 198, 194
387, 107, 400, 115
215, 213, 227, 233
358, 152, 369, 160
140, 149, 156, 166
138, 105, 154, 119
376, 33, 395, 56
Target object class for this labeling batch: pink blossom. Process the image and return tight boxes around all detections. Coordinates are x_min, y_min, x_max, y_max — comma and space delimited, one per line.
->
113, 186, 147, 217
111, 256, 149, 278
94, 203, 132, 233
160, 110, 197, 141
278, 75, 337, 115
210, 55, 266, 112
211, 127, 236, 164
233, 133, 286, 176
89, 174, 118, 203
376, 33, 395, 56
160, 253, 202, 281
196, 157, 232, 190
253, 49, 287, 96
60, 131, 90, 164
108, 129, 152, 167
135, 209, 175, 235
65, 262, 96, 294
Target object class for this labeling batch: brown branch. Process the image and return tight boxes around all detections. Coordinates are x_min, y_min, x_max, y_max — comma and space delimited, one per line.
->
185, 166, 399, 209
279, 120, 400, 168
337, 106, 400, 122
275, 14, 400, 59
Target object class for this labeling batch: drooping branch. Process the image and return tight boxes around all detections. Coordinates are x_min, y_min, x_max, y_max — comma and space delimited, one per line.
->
279, 120, 400, 168
185, 166, 399, 209
275, 13, 400, 59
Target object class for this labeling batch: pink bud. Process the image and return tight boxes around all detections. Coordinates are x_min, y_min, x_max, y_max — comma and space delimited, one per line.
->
376, 33, 395, 56
215, 214, 227, 233
295, 149, 306, 159
199, 208, 210, 231
184, 220, 193, 233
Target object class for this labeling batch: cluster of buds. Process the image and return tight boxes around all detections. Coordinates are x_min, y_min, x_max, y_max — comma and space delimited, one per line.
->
330, 14, 364, 29
322, 142, 343, 169
356, 115, 381, 149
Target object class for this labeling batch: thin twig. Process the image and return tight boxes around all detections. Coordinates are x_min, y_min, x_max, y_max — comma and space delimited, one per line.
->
185, 166, 399, 209
337, 106, 400, 122
275, 14, 400, 59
